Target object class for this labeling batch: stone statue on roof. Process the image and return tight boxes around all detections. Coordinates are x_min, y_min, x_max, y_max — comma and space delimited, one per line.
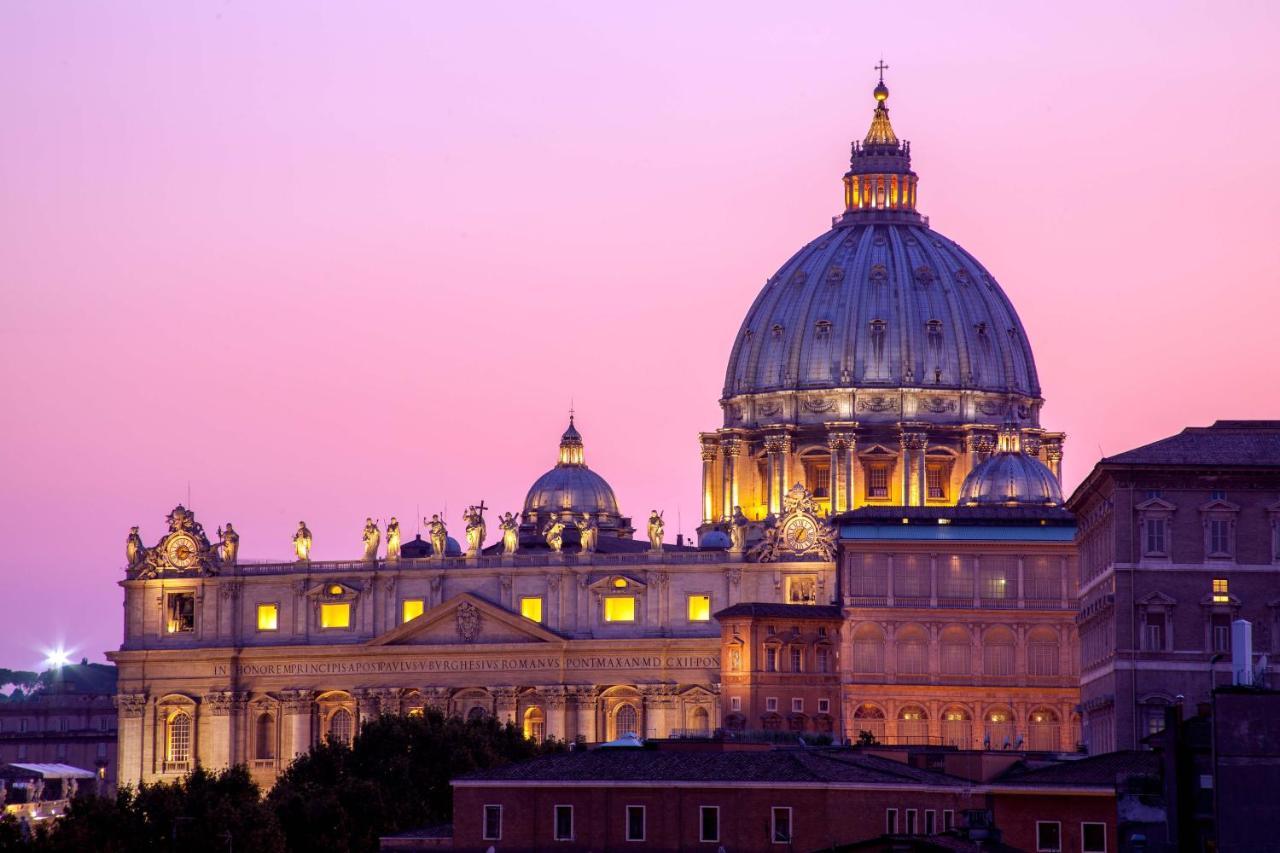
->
126, 527, 145, 568
293, 522, 312, 561
729, 506, 748, 554
464, 504, 487, 557
386, 517, 401, 561
362, 517, 381, 561
426, 514, 448, 559
647, 510, 665, 552
498, 512, 519, 555
543, 518, 566, 553
576, 513, 598, 554
218, 523, 239, 565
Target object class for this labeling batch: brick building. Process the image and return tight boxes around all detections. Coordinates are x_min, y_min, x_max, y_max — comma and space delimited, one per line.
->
0, 663, 117, 791
1068, 420, 1280, 752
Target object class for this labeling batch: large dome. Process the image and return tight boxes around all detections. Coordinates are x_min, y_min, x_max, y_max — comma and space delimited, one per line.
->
723, 222, 1039, 401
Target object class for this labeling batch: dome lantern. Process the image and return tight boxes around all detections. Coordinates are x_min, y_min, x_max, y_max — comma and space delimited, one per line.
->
521, 416, 634, 540
842, 63, 921, 224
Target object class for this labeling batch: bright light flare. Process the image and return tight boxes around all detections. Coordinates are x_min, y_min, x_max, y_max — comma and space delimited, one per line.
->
44, 647, 73, 668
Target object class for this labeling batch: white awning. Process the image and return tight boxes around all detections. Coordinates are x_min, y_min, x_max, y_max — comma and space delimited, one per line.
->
2, 763, 96, 780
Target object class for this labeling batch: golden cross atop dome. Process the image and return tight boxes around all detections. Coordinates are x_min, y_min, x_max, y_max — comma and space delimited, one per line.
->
864, 62, 897, 145
874, 59, 889, 82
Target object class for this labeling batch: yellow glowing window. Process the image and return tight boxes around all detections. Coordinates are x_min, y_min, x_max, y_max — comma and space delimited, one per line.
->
612, 578, 628, 589
520, 596, 544, 623
328, 584, 344, 596
402, 599, 424, 623
687, 594, 711, 622
320, 602, 351, 629
1212, 578, 1229, 603
603, 596, 636, 623
256, 604, 279, 631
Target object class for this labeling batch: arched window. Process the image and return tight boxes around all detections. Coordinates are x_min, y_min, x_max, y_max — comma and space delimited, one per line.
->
327, 708, 353, 745
852, 623, 885, 674
166, 712, 191, 765
614, 703, 639, 739
852, 703, 886, 742
897, 705, 929, 744
255, 712, 275, 760
895, 625, 928, 676
1027, 708, 1060, 751
983, 627, 1016, 676
940, 706, 972, 748
940, 627, 971, 675
689, 706, 710, 736
467, 706, 487, 723
523, 707, 545, 741
983, 707, 1015, 749
1028, 628, 1061, 676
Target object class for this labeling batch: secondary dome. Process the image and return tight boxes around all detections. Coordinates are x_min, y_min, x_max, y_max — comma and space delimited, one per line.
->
958, 423, 1063, 507
721, 77, 1040, 424
521, 417, 634, 539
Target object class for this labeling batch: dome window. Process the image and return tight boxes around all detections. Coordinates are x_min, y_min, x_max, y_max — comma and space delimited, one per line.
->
869, 263, 888, 283
771, 324, 784, 339
826, 266, 844, 283
815, 320, 832, 340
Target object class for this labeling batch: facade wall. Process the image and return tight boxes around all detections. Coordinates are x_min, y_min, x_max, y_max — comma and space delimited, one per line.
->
0, 689, 117, 791
990, 792, 1117, 853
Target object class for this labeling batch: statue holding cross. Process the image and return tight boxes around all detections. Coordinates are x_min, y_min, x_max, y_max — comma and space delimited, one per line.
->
464, 501, 488, 557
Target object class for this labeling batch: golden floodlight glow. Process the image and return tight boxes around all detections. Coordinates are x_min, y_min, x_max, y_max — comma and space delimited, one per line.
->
320, 602, 351, 629
520, 596, 543, 623
603, 596, 636, 622
687, 594, 711, 622
402, 599, 425, 623
256, 604, 278, 631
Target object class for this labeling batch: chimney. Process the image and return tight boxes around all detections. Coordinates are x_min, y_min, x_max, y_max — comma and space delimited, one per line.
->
1232, 619, 1254, 686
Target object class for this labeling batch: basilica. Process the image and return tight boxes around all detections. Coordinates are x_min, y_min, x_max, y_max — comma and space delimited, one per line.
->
108, 75, 1081, 788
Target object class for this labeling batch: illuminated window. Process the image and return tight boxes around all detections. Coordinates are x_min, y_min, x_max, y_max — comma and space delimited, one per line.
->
320, 602, 351, 629
603, 596, 635, 622
613, 703, 638, 738
520, 596, 543, 623
786, 576, 817, 604
523, 706, 545, 741
868, 465, 890, 499
687, 594, 711, 622
1212, 578, 1229, 603
612, 577, 628, 589
327, 708, 353, 744
165, 593, 195, 634
328, 584, 344, 595
256, 603, 279, 631
166, 712, 191, 764
927, 465, 946, 500
402, 599, 424, 623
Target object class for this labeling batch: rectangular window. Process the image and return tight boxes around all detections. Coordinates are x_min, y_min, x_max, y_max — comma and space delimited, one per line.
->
905, 809, 918, 835
1212, 578, 1229, 602
256, 603, 279, 631
687, 594, 711, 622
786, 576, 818, 604
927, 465, 946, 500
1209, 519, 1231, 557
603, 596, 636, 622
816, 648, 830, 673
626, 805, 645, 842
1212, 613, 1231, 652
166, 592, 195, 634
1036, 821, 1062, 852
925, 810, 936, 836
791, 698, 803, 713
1144, 518, 1166, 555
818, 699, 830, 714
482, 805, 502, 841
1143, 615, 1166, 651
869, 465, 890, 499
765, 647, 778, 672
520, 596, 543, 623
700, 806, 720, 843
1081, 821, 1107, 852
402, 598, 425, 623
790, 647, 803, 672
943, 810, 954, 831
320, 602, 351, 629
554, 805, 573, 841
771, 807, 792, 844
765, 697, 778, 712
885, 808, 898, 834
730, 696, 741, 712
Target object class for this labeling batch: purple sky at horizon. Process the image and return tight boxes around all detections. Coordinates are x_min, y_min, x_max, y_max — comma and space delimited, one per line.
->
2, 2, 1278, 669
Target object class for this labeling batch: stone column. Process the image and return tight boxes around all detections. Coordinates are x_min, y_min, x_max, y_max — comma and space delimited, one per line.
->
900, 431, 928, 506
568, 687, 597, 743
967, 432, 996, 480
493, 687, 519, 725
720, 437, 741, 521
1044, 441, 1064, 482
826, 433, 842, 512
544, 687, 568, 742
278, 691, 314, 761
780, 434, 793, 495
845, 432, 858, 510
700, 436, 719, 525
764, 434, 787, 515
202, 691, 247, 771
114, 693, 148, 788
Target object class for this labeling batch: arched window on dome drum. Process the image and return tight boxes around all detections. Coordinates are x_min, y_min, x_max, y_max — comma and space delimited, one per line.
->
327, 708, 353, 745
613, 703, 639, 740
255, 712, 275, 761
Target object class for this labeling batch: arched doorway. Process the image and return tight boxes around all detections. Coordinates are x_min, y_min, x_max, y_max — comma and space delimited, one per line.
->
523, 707, 545, 741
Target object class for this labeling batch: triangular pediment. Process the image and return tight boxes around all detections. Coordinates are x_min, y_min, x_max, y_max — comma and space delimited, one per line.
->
1135, 497, 1176, 513
1138, 591, 1176, 608
1199, 497, 1240, 513
367, 593, 565, 647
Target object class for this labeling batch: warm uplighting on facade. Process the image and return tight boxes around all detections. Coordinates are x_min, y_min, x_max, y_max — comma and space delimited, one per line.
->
687, 594, 711, 622
520, 596, 544, 623
604, 596, 636, 622
256, 604, 279, 631
320, 602, 351, 629
402, 599, 424, 623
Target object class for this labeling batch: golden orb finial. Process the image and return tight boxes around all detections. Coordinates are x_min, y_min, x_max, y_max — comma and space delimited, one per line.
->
873, 81, 889, 102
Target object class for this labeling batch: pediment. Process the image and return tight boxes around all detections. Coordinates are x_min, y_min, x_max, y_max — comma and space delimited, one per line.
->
679, 685, 716, 701
1138, 591, 1176, 608
367, 593, 564, 647
588, 574, 647, 594
1199, 497, 1240, 513
1135, 497, 1176, 513
305, 581, 361, 600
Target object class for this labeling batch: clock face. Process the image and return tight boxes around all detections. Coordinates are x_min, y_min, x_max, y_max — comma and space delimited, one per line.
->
165, 534, 198, 569
782, 516, 819, 553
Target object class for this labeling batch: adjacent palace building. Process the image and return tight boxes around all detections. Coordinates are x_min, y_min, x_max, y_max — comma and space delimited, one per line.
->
110, 76, 1089, 788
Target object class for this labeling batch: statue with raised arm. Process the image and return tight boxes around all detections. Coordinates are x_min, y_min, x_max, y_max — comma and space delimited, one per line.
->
126, 527, 145, 568
386, 517, 401, 561
427, 514, 448, 559
293, 522, 312, 561
218, 523, 240, 565
361, 517, 381, 561
647, 510, 665, 552
576, 513, 598, 554
543, 518, 566, 553
464, 504, 487, 557
729, 506, 748, 554
498, 512, 519, 555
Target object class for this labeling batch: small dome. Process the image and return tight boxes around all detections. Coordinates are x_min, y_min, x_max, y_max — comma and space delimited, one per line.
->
699, 530, 731, 550
445, 536, 463, 557
958, 425, 1063, 507
522, 417, 632, 538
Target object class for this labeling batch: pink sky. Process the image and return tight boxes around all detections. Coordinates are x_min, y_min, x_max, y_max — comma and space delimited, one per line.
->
2, 2, 1278, 668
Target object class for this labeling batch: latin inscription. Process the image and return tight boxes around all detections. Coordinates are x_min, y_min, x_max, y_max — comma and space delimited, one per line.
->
210, 655, 719, 678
